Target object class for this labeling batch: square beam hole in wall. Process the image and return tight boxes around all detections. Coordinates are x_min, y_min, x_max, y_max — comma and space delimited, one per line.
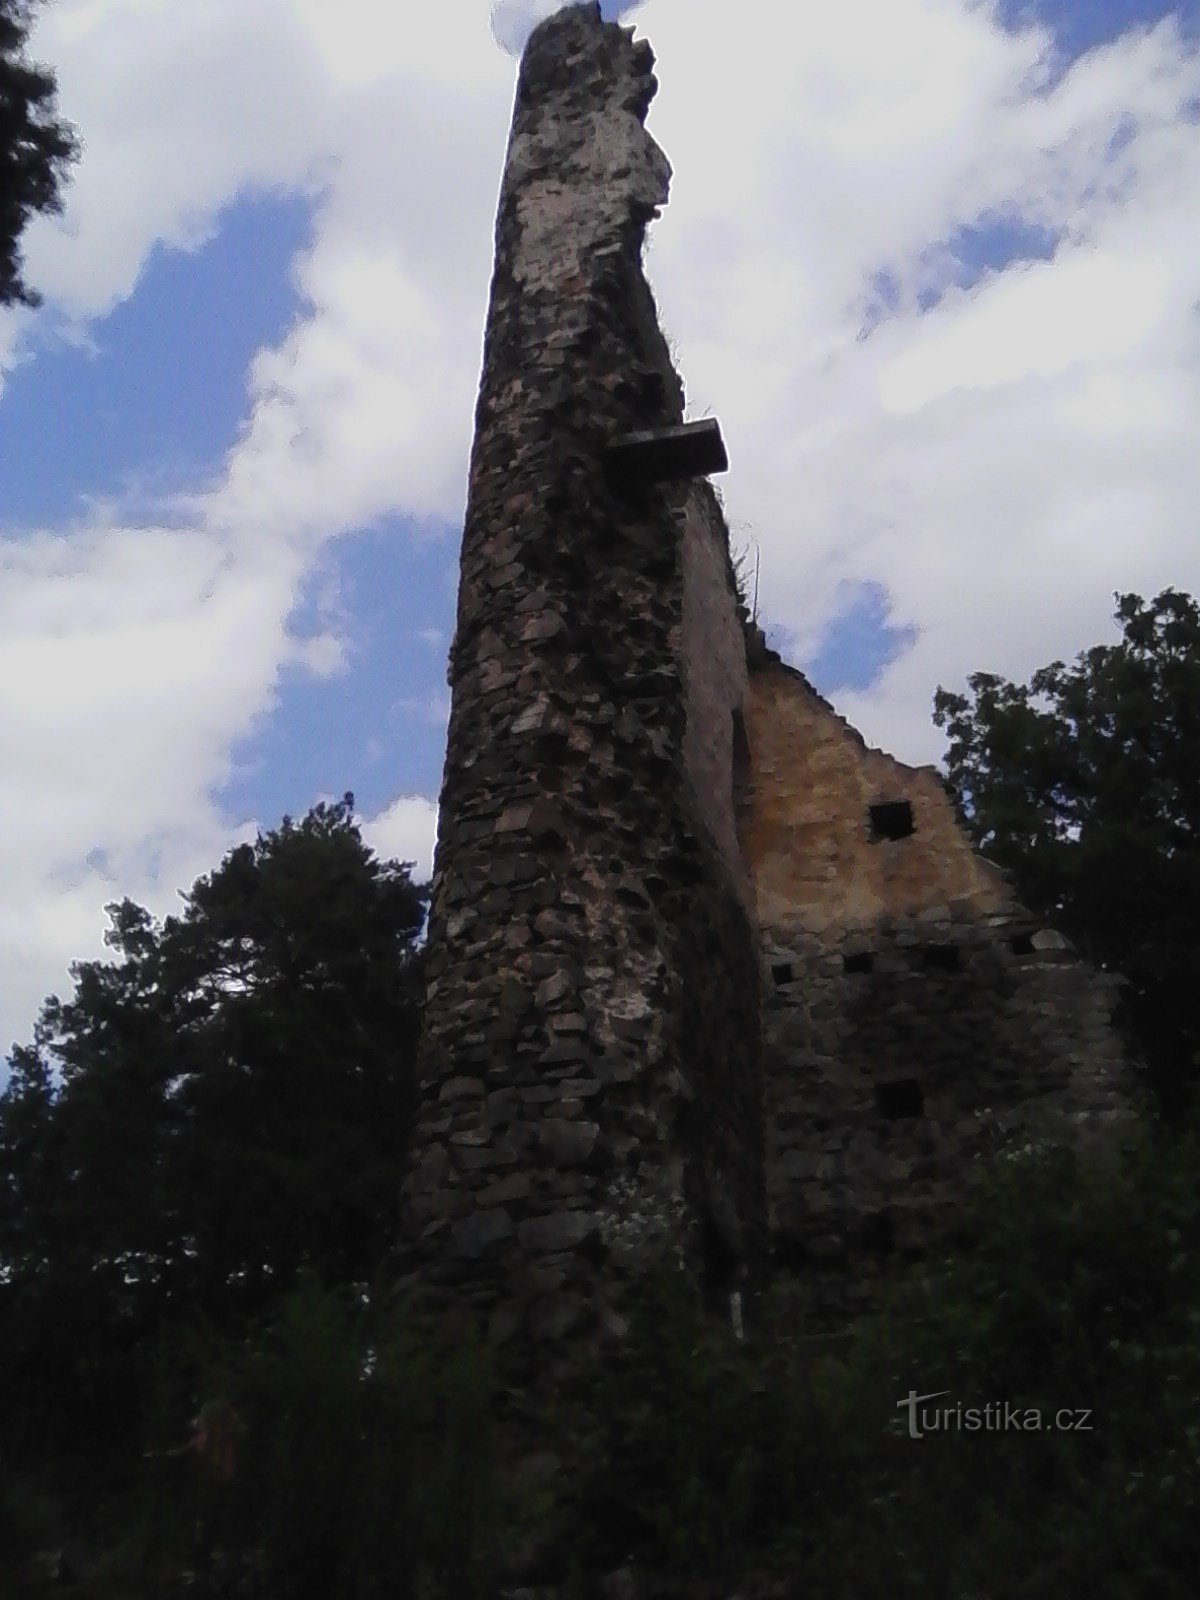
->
923, 944, 961, 972
860, 1210, 896, 1255
869, 800, 915, 841
772, 961, 796, 985
843, 951, 875, 975
875, 1077, 925, 1119
1009, 932, 1035, 955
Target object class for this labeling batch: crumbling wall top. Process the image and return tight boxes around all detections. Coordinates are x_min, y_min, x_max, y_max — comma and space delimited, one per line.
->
518, 4, 658, 121
746, 656, 1013, 933
495, 4, 671, 315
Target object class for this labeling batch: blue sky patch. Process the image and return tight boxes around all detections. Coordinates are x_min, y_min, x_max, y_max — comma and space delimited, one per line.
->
803, 582, 919, 696
5, 0, 1188, 842
916, 215, 1061, 312
0, 190, 312, 531
217, 516, 459, 828
999, 0, 1194, 66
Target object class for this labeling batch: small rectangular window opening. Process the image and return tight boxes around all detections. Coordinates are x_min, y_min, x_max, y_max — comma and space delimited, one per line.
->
869, 800, 915, 841
772, 961, 795, 985
862, 1210, 896, 1254
843, 951, 875, 975
1009, 932, 1035, 955
923, 944, 961, 972
875, 1078, 925, 1119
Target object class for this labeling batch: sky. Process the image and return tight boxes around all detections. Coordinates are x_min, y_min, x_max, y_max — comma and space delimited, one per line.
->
0, 0, 1197, 1056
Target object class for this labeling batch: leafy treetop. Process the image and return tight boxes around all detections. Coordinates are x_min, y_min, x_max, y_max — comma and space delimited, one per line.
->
0, 0, 77, 306
934, 589, 1200, 1113
0, 796, 427, 1459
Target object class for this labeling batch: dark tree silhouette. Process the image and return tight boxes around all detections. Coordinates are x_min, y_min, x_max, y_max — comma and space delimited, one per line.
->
0, 0, 77, 306
0, 796, 427, 1462
935, 589, 1200, 1115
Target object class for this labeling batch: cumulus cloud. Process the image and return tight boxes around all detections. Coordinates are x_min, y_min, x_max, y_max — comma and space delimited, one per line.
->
360, 795, 438, 881
0, 519, 301, 1042
637, 1, 1200, 759
0, 0, 514, 1050
2, 0, 1199, 1052
21, 0, 333, 325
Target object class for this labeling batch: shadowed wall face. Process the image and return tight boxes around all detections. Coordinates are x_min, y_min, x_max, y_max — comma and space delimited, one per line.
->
401, 4, 763, 1352
747, 658, 1130, 1307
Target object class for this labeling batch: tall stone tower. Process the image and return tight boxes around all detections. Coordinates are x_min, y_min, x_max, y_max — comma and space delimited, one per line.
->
399, 1, 1133, 1352
399, 4, 765, 1347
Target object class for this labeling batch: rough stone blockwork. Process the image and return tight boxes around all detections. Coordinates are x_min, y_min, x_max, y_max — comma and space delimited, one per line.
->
746, 648, 1131, 1311
398, 4, 765, 1350
399, 2, 1132, 1350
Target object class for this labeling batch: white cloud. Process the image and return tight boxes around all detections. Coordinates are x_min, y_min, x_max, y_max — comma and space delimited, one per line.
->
22, 0, 334, 323
877, 251, 1173, 414
636, 2, 1200, 758
360, 795, 438, 881
2, 0, 1199, 1052
0, 0, 512, 1051
0, 520, 297, 1047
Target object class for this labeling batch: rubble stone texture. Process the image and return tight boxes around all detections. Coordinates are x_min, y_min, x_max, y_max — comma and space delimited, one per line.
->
398, 4, 764, 1352
747, 650, 1129, 1310
399, 2, 1131, 1344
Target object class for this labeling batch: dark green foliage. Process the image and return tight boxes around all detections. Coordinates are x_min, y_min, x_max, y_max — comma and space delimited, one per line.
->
5, 782, 1199, 1595
934, 589, 1200, 1113
0, 796, 426, 1474
4, 1064, 1200, 1595
124, 1284, 505, 1600
560, 1122, 1200, 1598
0, 1, 77, 306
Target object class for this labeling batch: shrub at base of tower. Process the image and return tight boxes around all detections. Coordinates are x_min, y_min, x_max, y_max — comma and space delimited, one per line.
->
159, 1124, 1200, 1598
4, 1107, 1200, 1595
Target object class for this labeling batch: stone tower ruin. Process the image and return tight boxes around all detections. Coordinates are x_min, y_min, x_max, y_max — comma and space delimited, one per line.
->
398, 2, 1129, 1345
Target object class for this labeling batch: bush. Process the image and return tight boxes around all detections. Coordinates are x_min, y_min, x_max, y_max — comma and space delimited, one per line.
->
11, 1116, 1200, 1598
560, 1117, 1200, 1597
122, 1282, 507, 1600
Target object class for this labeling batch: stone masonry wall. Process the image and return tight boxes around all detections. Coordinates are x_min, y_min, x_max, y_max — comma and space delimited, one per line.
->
399, 4, 763, 1354
676, 479, 763, 1292
398, 4, 1129, 1353
745, 649, 1130, 1305
746, 653, 1010, 931
680, 482, 754, 896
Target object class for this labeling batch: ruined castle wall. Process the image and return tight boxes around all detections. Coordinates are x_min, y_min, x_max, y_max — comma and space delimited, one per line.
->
398, 4, 1127, 1349
674, 479, 763, 1284
401, 5, 763, 1350
746, 655, 1130, 1289
761, 911, 1129, 1281
679, 482, 752, 892
746, 658, 1010, 931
